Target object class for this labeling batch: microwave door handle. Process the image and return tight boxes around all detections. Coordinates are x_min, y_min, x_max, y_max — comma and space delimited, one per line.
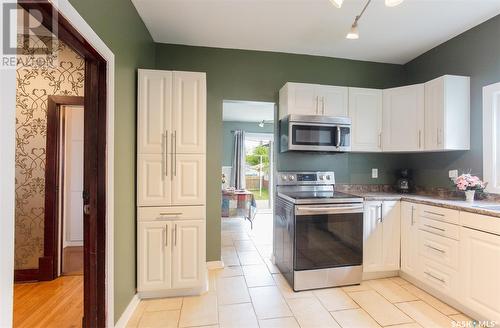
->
336, 127, 341, 148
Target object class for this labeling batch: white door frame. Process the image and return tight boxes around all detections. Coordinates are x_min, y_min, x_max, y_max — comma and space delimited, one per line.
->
0, 0, 116, 326
483, 82, 500, 194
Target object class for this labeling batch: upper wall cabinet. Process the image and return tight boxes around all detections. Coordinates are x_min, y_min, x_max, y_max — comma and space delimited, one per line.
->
424, 75, 470, 151
279, 82, 348, 118
382, 84, 425, 152
349, 88, 383, 152
138, 70, 206, 155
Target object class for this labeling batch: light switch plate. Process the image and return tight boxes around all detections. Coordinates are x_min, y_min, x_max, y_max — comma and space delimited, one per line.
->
372, 168, 378, 179
449, 170, 459, 179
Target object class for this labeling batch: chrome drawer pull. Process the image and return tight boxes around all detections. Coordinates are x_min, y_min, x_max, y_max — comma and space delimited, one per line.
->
424, 210, 445, 217
424, 224, 445, 232
160, 212, 183, 216
165, 224, 168, 247
425, 244, 445, 253
424, 271, 445, 283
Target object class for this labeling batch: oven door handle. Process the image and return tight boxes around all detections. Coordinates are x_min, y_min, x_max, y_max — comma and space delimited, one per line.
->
295, 205, 364, 215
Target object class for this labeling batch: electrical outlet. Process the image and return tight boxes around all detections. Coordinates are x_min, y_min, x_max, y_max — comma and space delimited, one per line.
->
449, 170, 459, 179
372, 168, 378, 179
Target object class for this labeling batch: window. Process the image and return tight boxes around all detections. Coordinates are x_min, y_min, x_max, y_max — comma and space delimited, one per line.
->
483, 82, 500, 193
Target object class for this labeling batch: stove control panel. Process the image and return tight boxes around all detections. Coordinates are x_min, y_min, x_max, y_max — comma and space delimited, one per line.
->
277, 172, 335, 186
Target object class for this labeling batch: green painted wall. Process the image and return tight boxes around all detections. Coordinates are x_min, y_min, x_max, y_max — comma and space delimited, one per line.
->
155, 44, 408, 261
67, 0, 155, 322
404, 14, 500, 188
222, 121, 274, 166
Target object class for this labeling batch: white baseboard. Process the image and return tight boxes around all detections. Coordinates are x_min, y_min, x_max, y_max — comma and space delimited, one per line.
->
206, 260, 224, 270
114, 294, 140, 328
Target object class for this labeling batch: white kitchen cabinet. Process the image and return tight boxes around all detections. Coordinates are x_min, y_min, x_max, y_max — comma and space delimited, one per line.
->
137, 221, 172, 291
279, 82, 348, 118
171, 154, 206, 206
363, 201, 401, 272
172, 71, 207, 154
400, 202, 419, 277
137, 154, 171, 206
348, 88, 383, 152
460, 226, 500, 322
137, 70, 172, 154
382, 84, 425, 152
424, 75, 470, 151
172, 220, 205, 289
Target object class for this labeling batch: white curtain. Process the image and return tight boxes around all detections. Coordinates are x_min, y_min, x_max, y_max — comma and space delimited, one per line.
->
230, 130, 246, 190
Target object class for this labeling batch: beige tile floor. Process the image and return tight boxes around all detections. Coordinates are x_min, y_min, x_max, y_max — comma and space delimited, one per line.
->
127, 212, 476, 328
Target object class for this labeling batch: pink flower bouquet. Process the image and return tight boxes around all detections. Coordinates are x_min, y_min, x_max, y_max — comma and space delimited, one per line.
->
455, 174, 485, 191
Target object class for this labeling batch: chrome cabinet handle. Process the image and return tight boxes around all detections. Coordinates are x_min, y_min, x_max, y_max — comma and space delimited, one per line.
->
322, 96, 325, 115
171, 132, 175, 179
411, 206, 415, 225
418, 130, 422, 149
424, 224, 445, 232
424, 210, 444, 217
160, 212, 182, 216
174, 224, 178, 246
378, 203, 384, 222
378, 133, 382, 149
425, 244, 445, 253
174, 131, 177, 176
424, 271, 445, 283
316, 96, 320, 115
165, 130, 168, 177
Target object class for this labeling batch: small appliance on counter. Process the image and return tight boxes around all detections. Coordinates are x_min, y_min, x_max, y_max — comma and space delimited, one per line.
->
396, 169, 413, 193
274, 171, 363, 291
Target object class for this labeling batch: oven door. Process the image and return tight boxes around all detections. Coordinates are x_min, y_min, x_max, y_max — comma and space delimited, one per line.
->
294, 203, 363, 271
288, 122, 351, 152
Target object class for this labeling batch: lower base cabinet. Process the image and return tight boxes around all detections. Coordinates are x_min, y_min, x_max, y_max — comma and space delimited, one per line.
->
138, 219, 205, 293
460, 226, 500, 322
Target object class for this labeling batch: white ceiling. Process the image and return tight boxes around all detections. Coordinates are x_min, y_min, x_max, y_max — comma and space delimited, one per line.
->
132, 0, 500, 64
223, 100, 275, 122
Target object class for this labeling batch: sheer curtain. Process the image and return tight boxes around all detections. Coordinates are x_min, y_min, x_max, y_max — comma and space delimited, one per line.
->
230, 130, 246, 190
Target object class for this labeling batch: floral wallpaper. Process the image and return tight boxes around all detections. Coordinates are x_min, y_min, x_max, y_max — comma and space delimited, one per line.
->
15, 36, 85, 270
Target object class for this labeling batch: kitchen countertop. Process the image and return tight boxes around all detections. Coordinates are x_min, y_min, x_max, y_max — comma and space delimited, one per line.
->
348, 191, 500, 218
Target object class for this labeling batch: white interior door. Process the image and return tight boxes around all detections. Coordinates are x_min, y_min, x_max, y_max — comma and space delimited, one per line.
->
172, 71, 206, 154
137, 69, 172, 154
63, 105, 84, 247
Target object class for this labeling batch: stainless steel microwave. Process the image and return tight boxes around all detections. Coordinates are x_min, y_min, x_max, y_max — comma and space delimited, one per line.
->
280, 115, 351, 152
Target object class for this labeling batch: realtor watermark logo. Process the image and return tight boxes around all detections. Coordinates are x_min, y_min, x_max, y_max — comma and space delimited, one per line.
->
452, 320, 497, 328
1, 0, 59, 69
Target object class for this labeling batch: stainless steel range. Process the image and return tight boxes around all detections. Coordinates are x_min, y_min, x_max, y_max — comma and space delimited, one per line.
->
274, 171, 364, 291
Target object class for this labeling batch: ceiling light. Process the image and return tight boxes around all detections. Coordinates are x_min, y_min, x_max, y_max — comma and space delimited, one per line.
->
385, 0, 404, 7
346, 22, 359, 39
329, 0, 344, 8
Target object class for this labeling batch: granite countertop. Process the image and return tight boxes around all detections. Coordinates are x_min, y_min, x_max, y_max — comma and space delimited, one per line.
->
348, 191, 500, 218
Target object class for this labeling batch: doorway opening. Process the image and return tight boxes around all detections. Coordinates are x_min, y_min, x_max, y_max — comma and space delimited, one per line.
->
12, 2, 108, 327
220, 100, 276, 270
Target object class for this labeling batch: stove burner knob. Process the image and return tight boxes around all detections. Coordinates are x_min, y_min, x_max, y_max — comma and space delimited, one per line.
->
319, 175, 324, 180
326, 175, 331, 180
281, 175, 288, 181
289, 175, 295, 181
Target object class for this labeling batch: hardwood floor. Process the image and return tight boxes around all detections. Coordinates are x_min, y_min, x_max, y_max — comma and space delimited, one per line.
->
14, 275, 83, 328
62, 246, 84, 275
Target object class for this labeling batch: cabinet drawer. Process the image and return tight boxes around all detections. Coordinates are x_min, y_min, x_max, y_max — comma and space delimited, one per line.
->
419, 217, 459, 240
420, 257, 459, 299
418, 204, 459, 224
138, 206, 205, 221
419, 230, 459, 270
460, 211, 500, 236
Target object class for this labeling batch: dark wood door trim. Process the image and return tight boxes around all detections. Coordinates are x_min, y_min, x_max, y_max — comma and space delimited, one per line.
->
40, 95, 84, 281
19, 1, 108, 327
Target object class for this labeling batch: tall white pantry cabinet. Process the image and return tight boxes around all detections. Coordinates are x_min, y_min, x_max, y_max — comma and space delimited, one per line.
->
136, 69, 207, 297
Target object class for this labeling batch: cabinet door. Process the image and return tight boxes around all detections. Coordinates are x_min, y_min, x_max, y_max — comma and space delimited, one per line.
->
424, 77, 444, 151
320, 85, 349, 117
381, 201, 401, 271
287, 83, 320, 116
363, 201, 384, 272
460, 227, 500, 322
172, 220, 205, 289
171, 154, 206, 205
137, 69, 172, 154
172, 71, 206, 154
137, 154, 172, 206
348, 88, 383, 152
137, 221, 171, 291
382, 84, 424, 152
401, 202, 418, 276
